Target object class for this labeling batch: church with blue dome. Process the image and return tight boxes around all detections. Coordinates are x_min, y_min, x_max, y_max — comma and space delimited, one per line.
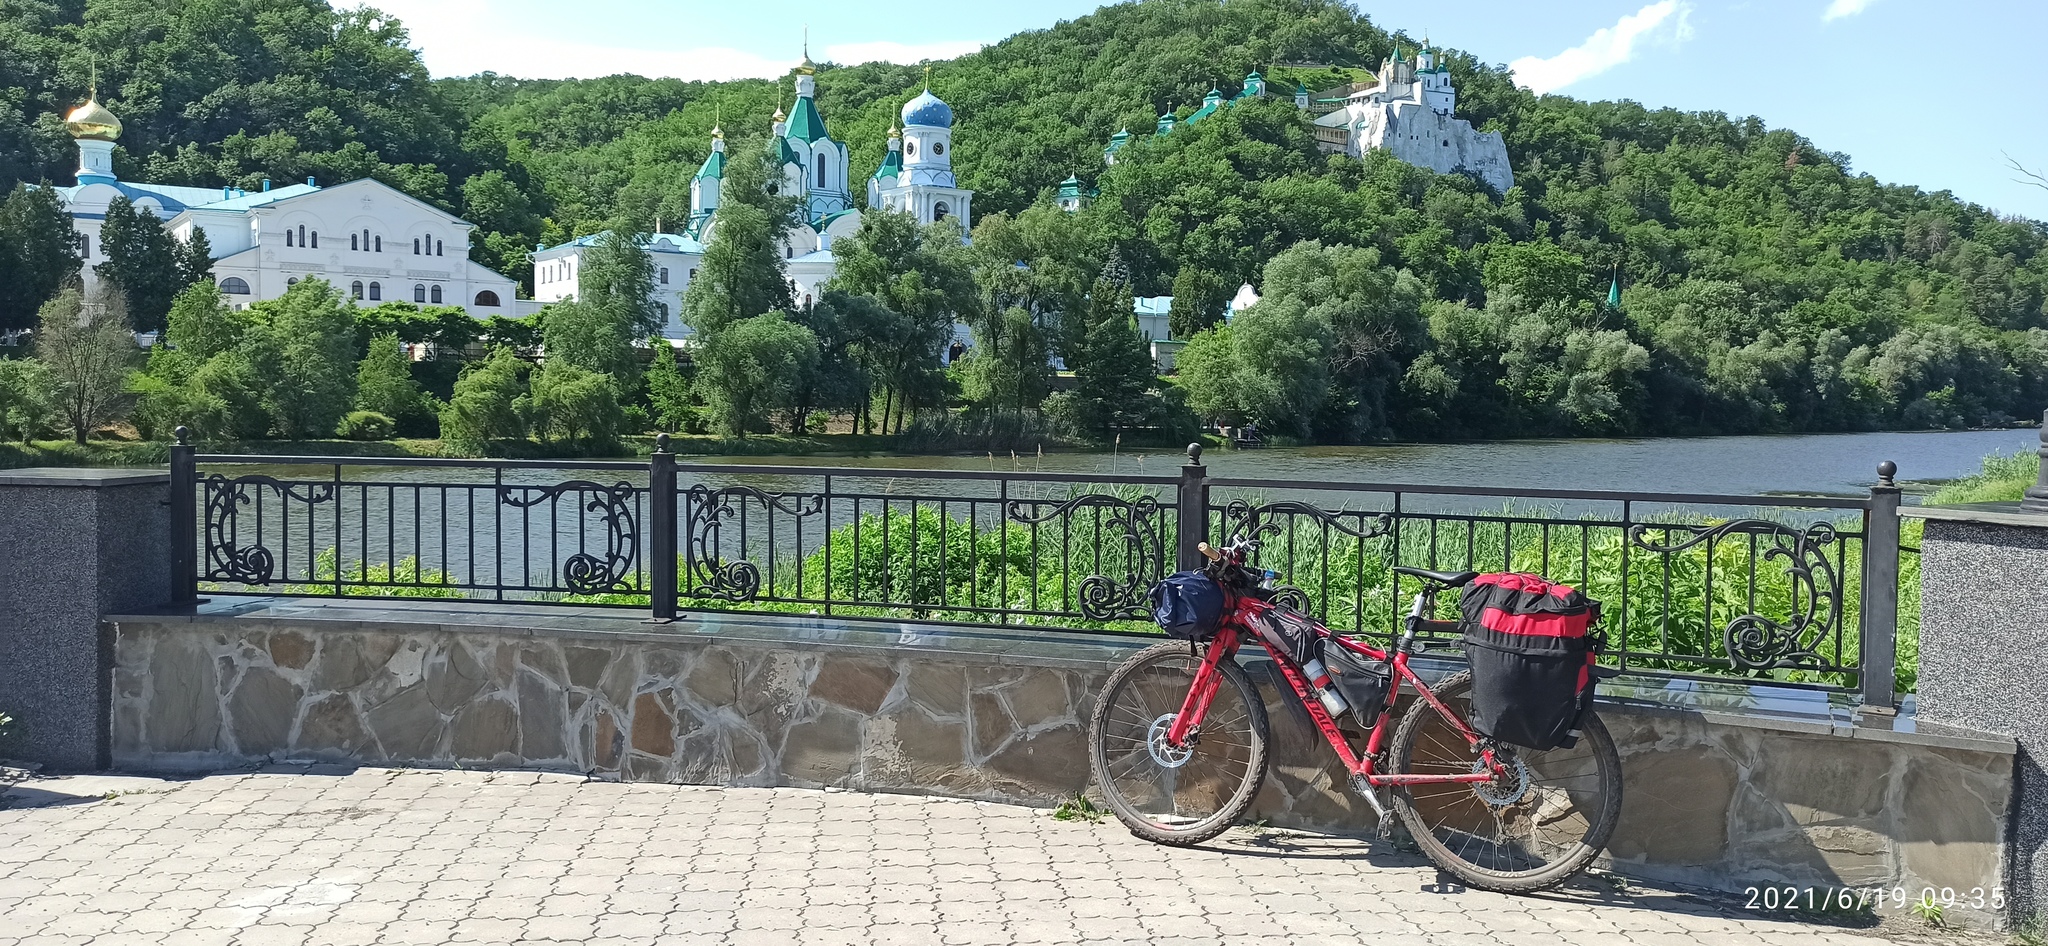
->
535, 58, 975, 339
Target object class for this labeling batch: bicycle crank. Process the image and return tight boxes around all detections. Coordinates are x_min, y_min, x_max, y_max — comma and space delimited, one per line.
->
1348, 774, 1393, 839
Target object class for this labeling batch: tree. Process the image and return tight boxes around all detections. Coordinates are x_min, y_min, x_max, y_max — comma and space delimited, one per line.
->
175, 227, 214, 289
695, 312, 821, 438
827, 212, 979, 434
165, 283, 245, 359
34, 288, 137, 444
1481, 240, 1590, 311
0, 185, 82, 333
681, 146, 800, 337
246, 279, 357, 438
577, 230, 660, 338
1071, 314, 1158, 438
440, 347, 529, 453
645, 341, 695, 433
961, 306, 1051, 417
0, 355, 58, 442
523, 362, 624, 448
540, 298, 637, 388
1256, 241, 1426, 439
92, 197, 182, 333
355, 333, 430, 434
1168, 267, 1230, 338
1174, 300, 1334, 435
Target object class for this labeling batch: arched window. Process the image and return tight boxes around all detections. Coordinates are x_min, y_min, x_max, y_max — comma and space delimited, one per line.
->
435, 238, 443, 257
218, 277, 250, 295
430, 284, 442, 304
297, 225, 306, 246
351, 280, 364, 300
933, 201, 951, 221
655, 301, 668, 320
374, 236, 381, 252
368, 281, 381, 301
659, 267, 669, 285
818, 163, 826, 187
474, 290, 501, 307
688, 268, 697, 281
288, 277, 300, 287
81, 235, 90, 258
351, 234, 359, 251
413, 238, 420, 255
285, 230, 294, 247
414, 284, 426, 303
802, 294, 812, 308
362, 228, 370, 250
310, 230, 318, 248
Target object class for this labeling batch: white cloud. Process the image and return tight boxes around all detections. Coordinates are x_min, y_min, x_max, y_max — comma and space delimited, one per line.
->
1508, 1, 1695, 95
1823, 0, 1878, 20
825, 40, 988, 67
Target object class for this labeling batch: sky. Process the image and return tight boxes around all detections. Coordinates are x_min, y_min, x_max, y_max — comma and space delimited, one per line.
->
352, 0, 2048, 221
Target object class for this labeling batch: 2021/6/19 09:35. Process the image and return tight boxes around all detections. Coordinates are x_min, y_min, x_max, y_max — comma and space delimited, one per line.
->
1744, 885, 2004, 913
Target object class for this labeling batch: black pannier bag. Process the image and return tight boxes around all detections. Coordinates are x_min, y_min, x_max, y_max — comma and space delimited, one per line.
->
1322, 643, 1393, 728
1458, 573, 1603, 751
1149, 571, 1225, 641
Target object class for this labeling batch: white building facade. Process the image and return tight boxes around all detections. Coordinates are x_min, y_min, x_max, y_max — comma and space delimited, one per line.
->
1311, 46, 1514, 194
52, 93, 518, 313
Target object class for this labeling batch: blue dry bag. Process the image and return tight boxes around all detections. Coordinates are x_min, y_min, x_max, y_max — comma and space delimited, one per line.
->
1149, 571, 1224, 641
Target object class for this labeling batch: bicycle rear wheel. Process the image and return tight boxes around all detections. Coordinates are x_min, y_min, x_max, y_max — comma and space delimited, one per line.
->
1387, 670, 1623, 893
1088, 640, 1269, 846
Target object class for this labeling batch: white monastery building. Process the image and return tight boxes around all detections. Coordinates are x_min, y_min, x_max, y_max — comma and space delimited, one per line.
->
533, 56, 975, 342
1307, 46, 1513, 194
53, 91, 518, 313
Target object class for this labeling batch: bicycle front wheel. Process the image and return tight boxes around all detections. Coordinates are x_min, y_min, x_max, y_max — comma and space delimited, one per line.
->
1388, 670, 1623, 893
1088, 640, 1269, 846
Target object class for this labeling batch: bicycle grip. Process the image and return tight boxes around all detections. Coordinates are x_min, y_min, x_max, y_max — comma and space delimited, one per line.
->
1198, 542, 1222, 562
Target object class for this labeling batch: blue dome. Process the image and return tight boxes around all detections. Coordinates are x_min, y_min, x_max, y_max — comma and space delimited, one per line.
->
901, 89, 954, 128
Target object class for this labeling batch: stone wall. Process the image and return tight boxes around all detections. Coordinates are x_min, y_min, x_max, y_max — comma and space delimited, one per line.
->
1912, 510, 2048, 917
109, 607, 2013, 926
0, 470, 174, 770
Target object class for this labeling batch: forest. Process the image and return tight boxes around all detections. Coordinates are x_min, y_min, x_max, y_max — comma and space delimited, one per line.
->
0, 0, 2045, 447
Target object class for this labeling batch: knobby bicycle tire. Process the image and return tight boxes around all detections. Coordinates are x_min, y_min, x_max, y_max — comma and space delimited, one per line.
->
1087, 640, 1270, 846
1386, 670, 1624, 893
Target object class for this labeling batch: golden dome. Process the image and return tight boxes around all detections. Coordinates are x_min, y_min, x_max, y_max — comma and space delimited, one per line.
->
65, 95, 121, 142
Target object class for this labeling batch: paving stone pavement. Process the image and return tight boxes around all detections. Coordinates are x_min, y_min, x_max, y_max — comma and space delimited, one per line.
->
0, 766, 1992, 946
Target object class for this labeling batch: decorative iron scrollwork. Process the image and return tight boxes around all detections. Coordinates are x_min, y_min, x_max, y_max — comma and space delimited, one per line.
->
1627, 519, 1843, 671
682, 485, 824, 602
1006, 493, 1165, 621
1220, 498, 1394, 544
498, 481, 639, 594
202, 473, 335, 584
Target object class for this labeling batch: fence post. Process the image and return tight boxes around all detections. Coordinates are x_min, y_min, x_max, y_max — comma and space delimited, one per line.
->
649, 434, 679, 622
2024, 409, 2048, 512
1176, 443, 1208, 572
1860, 459, 1901, 714
169, 425, 198, 606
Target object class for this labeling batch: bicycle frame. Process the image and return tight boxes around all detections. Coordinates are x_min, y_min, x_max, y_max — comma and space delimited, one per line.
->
1165, 594, 1501, 788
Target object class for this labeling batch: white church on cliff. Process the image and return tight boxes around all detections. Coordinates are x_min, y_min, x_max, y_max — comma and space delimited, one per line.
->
1307, 45, 1513, 194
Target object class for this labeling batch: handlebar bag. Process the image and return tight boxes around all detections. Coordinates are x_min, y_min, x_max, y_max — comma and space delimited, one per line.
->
1458, 573, 1603, 751
1149, 571, 1224, 641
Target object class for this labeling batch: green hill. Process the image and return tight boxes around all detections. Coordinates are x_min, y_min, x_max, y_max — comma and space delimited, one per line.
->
2, 0, 2044, 439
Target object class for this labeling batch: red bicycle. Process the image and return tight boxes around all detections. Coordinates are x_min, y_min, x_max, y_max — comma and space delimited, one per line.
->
1086, 534, 1624, 893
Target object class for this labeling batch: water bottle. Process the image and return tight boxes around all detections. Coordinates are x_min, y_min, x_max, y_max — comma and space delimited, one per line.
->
1301, 657, 1351, 719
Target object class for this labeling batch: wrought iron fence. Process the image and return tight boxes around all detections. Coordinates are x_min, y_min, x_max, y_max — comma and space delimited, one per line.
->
170, 434, 1906, 709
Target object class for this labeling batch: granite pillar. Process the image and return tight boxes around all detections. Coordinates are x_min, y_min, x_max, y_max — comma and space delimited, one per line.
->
0, 468, 175, 770
1909, 503, 2048, 918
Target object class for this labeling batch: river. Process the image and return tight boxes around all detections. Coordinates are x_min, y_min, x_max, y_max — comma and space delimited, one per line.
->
675, 428, 2041, 499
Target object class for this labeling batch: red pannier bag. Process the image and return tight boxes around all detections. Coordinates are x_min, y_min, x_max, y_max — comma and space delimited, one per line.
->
1457, 573, 1603, 751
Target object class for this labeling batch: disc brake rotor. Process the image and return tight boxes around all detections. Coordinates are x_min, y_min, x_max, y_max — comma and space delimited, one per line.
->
1471, 754, 1533, 807
1146, 713, 1194, 768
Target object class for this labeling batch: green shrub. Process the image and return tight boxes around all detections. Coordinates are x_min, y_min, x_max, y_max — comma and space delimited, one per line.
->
336, 410, 395, 441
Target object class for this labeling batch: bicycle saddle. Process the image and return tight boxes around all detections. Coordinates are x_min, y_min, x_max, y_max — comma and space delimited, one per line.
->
1392, 567, 1479, 587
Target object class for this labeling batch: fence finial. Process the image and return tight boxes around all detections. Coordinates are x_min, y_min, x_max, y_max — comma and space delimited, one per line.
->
1186, 442, 1203, 464
2025, 410, 2048, 512
655, 432, 672, 455
174, 426, 191, 446
1876, 460, 1897, 488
